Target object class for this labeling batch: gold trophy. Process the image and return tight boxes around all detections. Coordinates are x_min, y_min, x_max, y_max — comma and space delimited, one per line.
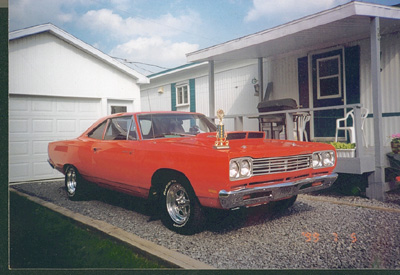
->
214, 109, 230, 149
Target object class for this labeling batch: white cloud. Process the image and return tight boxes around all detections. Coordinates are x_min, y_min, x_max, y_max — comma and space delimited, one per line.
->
9, 0, 202, 72
9, 0, 79, 30
244, 0, 348, 22
110, 36, 199, 70
110, 0, 131, 11
80, 8, 201, 39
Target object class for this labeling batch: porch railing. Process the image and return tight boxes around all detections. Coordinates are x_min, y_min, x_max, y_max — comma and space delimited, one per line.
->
219, 103, 367, 158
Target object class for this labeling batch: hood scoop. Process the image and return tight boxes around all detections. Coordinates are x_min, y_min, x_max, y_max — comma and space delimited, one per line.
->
227, 132, 264, 140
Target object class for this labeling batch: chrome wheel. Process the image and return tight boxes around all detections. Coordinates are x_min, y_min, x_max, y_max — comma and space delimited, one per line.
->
66, 167, 77, 197
165, 182, 190, 225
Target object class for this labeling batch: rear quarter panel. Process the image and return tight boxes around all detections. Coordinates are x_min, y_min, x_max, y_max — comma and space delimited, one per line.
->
48, 138, 92, 176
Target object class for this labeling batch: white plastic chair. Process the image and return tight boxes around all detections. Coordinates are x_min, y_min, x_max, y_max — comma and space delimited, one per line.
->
294, 113, 311, 141
335, 107, 369, 145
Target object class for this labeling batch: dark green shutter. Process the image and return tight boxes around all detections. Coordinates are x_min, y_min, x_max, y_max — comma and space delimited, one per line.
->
345, 45, 360, 104
189, 79, 195, 112
297, 56, 309, 108
171, 83, 176, 111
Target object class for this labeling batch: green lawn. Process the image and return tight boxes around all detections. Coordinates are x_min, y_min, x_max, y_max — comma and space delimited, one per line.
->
9, 191, 169, 269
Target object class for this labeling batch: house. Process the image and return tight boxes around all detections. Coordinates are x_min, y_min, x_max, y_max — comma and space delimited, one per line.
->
141, 1, 400, 200
9, 24, 149, 182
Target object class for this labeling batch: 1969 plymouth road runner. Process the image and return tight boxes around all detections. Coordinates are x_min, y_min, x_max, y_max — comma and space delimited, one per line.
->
48, 111, 338, 234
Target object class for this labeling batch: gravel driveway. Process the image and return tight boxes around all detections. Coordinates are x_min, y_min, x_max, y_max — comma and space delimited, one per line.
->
11, 180, 400, 269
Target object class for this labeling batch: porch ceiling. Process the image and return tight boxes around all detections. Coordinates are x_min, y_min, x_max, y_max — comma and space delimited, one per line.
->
187, 2, 400, 62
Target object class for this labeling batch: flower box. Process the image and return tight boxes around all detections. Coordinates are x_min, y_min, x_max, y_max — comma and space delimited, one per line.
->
391, 141, 400, 154
337, 149, 356, 158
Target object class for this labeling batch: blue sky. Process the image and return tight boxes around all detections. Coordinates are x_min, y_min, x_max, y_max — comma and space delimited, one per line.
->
9, 0, 400, 75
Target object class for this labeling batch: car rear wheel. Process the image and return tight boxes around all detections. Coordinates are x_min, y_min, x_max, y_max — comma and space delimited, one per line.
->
161, 178, 204, 235
65, 166, 87, 200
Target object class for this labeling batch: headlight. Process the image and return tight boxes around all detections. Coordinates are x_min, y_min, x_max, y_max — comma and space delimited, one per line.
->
321, 151, 335, 167
230, 161, 239, 179
240, 159, 251, 177
312, 151, 335, 169
230, 158, 252, 180
312, 153, 322, 168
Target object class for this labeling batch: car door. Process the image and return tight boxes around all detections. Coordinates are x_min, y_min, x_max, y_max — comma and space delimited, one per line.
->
91, 116, 142, 194
76, 119, 108, 179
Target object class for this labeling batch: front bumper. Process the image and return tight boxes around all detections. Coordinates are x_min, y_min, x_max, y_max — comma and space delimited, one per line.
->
219, 173, 338, 209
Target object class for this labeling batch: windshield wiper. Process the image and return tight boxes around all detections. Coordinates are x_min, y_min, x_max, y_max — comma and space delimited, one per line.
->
169, 132, 196, 137
153, 132, 195, 138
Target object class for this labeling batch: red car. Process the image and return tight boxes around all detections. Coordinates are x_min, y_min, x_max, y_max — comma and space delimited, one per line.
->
48, 111, 338, 234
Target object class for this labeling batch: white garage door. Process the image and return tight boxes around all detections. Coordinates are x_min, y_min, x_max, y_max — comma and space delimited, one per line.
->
9, 95, 102, 182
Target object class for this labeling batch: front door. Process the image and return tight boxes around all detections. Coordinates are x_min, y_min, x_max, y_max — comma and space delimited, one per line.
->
298, 46, 360, 141
312, 49, 345, 138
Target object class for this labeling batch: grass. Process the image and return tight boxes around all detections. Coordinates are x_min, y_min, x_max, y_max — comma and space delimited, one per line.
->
9, 191, 168, 269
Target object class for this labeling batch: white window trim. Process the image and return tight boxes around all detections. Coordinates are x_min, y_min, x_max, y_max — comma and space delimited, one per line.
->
176, 83, 190, 107
316, 55, 342, 100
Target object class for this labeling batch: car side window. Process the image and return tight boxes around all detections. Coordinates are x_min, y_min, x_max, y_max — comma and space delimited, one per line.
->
104, 116, 136, 140
139, 119, 152, 137
87, 120, 107, 140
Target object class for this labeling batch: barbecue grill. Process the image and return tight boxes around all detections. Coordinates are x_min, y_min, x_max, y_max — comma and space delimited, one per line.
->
257, 98, 298, 139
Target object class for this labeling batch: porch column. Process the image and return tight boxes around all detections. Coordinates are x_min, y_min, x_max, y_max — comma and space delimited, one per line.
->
366, 17, 385, 201
208, 60, 215, 117
258, 57, 264, 102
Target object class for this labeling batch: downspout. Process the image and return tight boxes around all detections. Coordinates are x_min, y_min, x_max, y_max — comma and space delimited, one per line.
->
366, 17, 385, 201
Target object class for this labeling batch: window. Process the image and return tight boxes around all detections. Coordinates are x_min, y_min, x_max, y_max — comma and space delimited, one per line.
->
104, 116, 136, 140
176, 84, 189, 106
111, 106, 127, 114
88, 121, 107, 139
317, 55, 342, 99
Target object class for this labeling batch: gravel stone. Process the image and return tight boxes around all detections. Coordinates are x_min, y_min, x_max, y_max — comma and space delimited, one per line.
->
10, 180, 400, 269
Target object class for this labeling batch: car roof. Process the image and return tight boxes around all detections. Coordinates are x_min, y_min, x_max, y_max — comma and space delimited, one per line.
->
106, 111, 203, 119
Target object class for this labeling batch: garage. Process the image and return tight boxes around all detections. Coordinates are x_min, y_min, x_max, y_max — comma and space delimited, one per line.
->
9, 95, 101, 182
9, 24, 148, 182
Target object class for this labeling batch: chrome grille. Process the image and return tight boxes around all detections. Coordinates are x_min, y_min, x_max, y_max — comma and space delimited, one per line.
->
252, 154, 312, 176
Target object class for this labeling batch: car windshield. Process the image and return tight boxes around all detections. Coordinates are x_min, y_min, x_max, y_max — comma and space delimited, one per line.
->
137, 113, 217, 139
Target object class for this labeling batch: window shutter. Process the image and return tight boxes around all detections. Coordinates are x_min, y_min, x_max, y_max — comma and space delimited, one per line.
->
189, 79, 195, 112
345, 45, 360, 104
171, 83, 176, 111
297, 56, 309, 108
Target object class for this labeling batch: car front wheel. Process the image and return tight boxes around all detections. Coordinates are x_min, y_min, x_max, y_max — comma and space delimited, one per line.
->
161, 179, 204, 235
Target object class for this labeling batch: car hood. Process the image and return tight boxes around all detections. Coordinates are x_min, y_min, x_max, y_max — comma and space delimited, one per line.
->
153, 132, 334, 159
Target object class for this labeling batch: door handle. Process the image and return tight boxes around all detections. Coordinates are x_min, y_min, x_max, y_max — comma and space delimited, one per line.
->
93, 147, 101, 152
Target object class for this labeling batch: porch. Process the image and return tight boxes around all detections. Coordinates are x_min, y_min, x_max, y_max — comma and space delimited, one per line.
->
220, 103, 396, 198
187, 2, 400, 201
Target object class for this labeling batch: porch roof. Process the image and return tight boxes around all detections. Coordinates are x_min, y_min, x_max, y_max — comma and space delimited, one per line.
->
187, 1, 400, 63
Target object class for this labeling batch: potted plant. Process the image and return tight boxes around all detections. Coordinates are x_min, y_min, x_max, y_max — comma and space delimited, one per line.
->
390, 133, 400, 154
329, 142, 356, 158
